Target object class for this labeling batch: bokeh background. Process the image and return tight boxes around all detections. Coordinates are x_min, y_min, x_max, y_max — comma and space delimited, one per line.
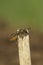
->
0, 0, 43, 65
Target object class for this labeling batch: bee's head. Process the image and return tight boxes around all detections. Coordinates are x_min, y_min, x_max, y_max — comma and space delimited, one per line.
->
17, 28, 29, 38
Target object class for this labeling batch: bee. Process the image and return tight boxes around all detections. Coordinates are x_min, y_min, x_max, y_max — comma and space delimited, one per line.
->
8, 28, 29, 41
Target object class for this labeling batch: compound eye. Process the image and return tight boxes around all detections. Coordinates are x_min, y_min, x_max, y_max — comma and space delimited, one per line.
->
27, 29, 29, 33
25, 28, 29, 34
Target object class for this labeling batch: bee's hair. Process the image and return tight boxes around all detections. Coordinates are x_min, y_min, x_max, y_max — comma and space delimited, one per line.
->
16, 28, 29, 34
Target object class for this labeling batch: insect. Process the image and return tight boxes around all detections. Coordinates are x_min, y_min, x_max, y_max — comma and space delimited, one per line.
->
8, 28, 29, 41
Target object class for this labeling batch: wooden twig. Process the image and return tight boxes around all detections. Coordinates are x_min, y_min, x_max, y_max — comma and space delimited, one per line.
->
8, 28, 31, 65
17, 29, 31, 65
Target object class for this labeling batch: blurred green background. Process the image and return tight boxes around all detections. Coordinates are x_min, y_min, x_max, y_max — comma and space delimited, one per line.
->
0, 0, 43, 32
0, 1, 43, 65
